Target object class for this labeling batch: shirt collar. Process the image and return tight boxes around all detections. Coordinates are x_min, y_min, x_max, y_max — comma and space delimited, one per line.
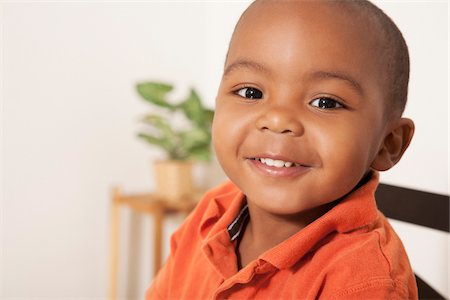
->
261, 171, 380, 269
201, 172, 380, 270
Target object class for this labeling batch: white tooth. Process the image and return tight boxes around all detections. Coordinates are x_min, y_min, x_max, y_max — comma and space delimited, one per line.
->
273, 160, 285, 168
260, 158, 265, 163
284, 161, 293, 167
265, 158, 275, 166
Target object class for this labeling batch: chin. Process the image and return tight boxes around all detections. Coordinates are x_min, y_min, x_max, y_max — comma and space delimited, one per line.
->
248, 191, 315, 215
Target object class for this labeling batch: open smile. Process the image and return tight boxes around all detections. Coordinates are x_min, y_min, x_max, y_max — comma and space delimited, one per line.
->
251, 157, 308, 168
247, 156, 312, 178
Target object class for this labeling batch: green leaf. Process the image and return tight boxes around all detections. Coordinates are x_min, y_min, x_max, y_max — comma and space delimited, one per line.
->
179, 128, 210, 151
136, 82, 175, 109
137, 133, 172, 152
135, 82, 214, 162
179, 89, 206, 127
168, 148, 187, 160
187, 146, 212, 162
141, 114, 175, 139
204, 109, 214, 125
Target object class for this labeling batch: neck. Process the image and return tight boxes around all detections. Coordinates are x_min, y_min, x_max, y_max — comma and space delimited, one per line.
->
237, 200, 336, 269
246, 201, 335, 250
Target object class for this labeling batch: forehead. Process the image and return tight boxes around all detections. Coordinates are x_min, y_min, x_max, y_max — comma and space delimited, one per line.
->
226, 1, 384, 88
231, 0, 379, 48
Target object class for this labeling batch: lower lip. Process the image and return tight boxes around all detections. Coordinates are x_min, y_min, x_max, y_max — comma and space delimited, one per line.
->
247, 159, 311, 178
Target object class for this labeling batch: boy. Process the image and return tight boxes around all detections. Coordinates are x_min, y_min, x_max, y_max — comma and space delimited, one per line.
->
147, 0, 417, 299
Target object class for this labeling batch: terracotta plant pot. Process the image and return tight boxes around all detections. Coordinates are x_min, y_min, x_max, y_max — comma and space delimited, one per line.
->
153, 160, 194, 201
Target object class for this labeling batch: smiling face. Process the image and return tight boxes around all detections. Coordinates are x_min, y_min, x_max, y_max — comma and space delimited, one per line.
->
212, 1, 405, 216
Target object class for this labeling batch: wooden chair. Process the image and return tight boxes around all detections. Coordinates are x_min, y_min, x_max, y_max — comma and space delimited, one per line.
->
376, 183, 449, 299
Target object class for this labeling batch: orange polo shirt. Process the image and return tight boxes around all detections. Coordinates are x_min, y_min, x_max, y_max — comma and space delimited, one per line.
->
146, 172, 418, 299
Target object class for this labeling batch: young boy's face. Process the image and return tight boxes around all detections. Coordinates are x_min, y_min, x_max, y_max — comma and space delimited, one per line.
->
213, 1, 398, 216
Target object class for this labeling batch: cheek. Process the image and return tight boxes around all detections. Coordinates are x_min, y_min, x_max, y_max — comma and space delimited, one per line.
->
212, 102, 249, 166
311, 120, 376, 174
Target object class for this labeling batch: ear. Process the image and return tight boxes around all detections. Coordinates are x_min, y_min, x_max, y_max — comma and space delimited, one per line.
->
371, 118, 415, 171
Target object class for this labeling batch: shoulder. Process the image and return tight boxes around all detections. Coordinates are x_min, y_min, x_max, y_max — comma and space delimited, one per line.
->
316, 212, 417, 299
146, 181, 243, 300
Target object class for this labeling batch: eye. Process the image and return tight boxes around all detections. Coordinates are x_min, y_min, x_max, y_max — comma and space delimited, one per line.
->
310, 97, 344, 109
235, 87, 263, 99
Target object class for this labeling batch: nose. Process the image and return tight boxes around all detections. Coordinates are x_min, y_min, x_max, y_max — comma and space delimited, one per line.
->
255, 106, 304, 136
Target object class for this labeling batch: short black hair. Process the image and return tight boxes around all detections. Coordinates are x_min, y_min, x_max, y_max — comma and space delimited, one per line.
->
334, 0, 410, 118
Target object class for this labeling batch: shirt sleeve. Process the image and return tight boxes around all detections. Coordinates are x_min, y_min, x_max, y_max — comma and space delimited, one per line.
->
144, 182, 238, 299
144, 188, 215, 299
145, 216, 185, 300
145, 259, 171, 300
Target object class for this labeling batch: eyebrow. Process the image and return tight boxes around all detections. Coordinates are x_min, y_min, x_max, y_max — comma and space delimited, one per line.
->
307, 70, 364, 96
223, 59, 271, 77
223, 59, 364, 95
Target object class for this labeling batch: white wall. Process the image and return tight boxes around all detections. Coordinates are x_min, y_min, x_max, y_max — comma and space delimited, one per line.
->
1, 2, 219, 299
1, 1, 448, 299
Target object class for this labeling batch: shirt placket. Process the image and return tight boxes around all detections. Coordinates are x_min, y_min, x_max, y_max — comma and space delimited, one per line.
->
213, 260, 277, 299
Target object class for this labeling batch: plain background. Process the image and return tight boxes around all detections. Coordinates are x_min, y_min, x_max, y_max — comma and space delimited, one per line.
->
1, 1, 448, 299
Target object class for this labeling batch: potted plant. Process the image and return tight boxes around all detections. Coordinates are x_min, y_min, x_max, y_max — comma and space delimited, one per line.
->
136, 81, 214, 201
